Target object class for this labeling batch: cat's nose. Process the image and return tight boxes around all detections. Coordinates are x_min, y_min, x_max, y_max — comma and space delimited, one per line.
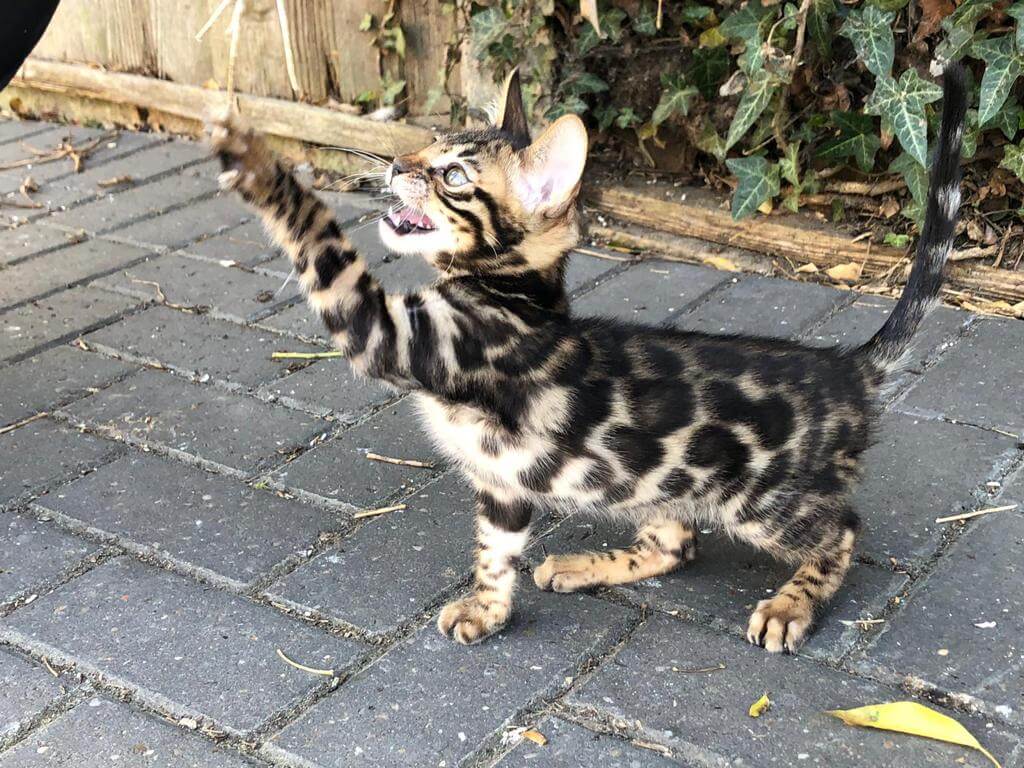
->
388, 156, 417, 185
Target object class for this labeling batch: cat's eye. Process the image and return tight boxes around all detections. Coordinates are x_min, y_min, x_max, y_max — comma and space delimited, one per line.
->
443, 165, 469, 186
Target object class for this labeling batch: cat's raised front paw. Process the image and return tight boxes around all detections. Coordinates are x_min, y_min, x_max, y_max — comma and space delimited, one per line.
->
205, 111, 276, 200
437, 593, 510, 645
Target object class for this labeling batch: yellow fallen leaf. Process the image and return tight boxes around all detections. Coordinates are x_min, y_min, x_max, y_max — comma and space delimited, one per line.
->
522, 729, 547, 746
1011, 300, 1024, 318
827, 702, 1001, 768
703, 255, 740, 272
825, 262, 863, 282
757, 199, 773, 215
796, 262, 819, 273
749, 692, 771, 718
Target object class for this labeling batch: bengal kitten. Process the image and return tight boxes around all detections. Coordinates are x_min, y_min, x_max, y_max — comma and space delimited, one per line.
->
209, 65, 966, 653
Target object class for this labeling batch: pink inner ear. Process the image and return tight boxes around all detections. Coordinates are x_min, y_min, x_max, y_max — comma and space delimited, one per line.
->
519, 135, 585, 210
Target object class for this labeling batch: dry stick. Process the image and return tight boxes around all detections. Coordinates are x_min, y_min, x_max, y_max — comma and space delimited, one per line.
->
673, 662, 727, 674
276, 0, 301, 98
364, 452, 435, 469
271, 351, 342, 360
935, 504, 1018, 525
0, 412, 48, 436
275, 648, 334, 677
41, 657, 60, 678
575, 245, 635, 262
353, 503, 407, 520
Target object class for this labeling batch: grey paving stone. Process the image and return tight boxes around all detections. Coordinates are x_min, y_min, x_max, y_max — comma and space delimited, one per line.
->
257, 356, 394, 420
83, 305, 320, 390
0, 286, 138, 362
672, 274, 844, 338
42, 162, 219, 235
853, 413, 1016, 563
0, 239, 151, 309
0, 344, 137, 428
3, 557, 365, 734
182, 219, 278, 265
999, 464, 1024, 508
0, 649, 67, 744
0, 225, 79, 266
106, 194, 252, 250
273, 397, 439, 505
565, 250, 619, 294
572, 261, 728, 325
269, 474, 475, 633
376, 252, 441, 292
537, 515, 905, 663
804, 296, 968, 361
0, 696, 263, 768
37, 453, 343, 588
63, 369, 324, 475
569, 616, 1018, 767
0, 118, 50, 144
859, 510, 1024, 717
0, 512, 96, 603
496, 716, 680, 767
0, 130, 161, 187
93, 253, 298, 323
268, 589, 635, 768
255, 300, 325, 342
0, 419, 122, 506
899, 319, 1024, 436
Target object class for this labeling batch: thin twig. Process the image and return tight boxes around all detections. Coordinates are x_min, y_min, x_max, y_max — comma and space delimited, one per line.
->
195, 0, 233, 41
0, 412, 48, 436
838, 618, 885, 628
935, 504, 1017, 524
673, 662, 727, 674
275, 648, 335, 677
364, 452, 434, 469
353, 503, 407, 520
575, 246, 634, 262
276, 0, 301, 97
42, 657, 60, 677
271, 351, 342, 360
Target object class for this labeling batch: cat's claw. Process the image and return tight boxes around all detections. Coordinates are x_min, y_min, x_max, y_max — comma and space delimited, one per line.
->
206, 112, 275, 200
437, 594, 509, 645
746, 596, 813, 654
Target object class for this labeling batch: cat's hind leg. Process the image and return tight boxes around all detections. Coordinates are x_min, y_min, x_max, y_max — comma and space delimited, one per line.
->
745, 513, 857, 654
534, 517, 696, 593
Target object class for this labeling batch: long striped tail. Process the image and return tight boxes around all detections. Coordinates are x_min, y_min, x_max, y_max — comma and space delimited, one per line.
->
857, 64, 968, 371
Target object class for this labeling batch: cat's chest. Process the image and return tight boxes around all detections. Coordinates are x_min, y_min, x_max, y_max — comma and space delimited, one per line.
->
413, 393, 544, 486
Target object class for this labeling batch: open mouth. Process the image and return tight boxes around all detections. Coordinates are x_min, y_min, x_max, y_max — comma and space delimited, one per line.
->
385, 207, 437, 235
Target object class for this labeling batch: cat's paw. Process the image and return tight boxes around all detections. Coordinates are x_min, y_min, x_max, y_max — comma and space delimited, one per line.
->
437, 593, 510, 645
746, 595, 814, 654
205, 110, 276, 201
533, 554, 598, 593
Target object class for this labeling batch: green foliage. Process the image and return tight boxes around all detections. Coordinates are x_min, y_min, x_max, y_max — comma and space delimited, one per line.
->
726, 155, 780, 219
465, 0, 1024, 222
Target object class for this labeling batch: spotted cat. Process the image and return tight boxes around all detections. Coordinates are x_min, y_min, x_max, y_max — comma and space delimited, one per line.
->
209, 64, 966, 653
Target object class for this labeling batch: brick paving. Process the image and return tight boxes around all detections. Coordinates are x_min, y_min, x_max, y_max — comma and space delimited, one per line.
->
0, 116, 1022, 767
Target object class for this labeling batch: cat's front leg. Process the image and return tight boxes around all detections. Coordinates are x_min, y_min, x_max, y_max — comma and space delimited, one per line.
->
438, 491, 532, 645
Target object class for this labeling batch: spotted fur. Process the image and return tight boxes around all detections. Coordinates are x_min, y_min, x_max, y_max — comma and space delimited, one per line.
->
208, 65, 966, 653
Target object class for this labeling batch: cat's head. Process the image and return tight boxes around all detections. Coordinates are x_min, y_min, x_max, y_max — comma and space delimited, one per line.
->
379, 70, 588, 276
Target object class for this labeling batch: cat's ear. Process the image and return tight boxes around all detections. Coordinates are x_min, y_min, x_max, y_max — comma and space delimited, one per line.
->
516, 114, 588, 217
495, 68, 530, 146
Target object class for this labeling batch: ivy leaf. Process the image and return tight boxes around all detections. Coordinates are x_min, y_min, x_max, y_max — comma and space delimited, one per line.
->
696, 122, 728, 161
973, 35, 1024, 124
1006, 3, 1024, 50
688, 47, 730, 98
615, 107, 641, 129
680, 4, 716, 23
999, 139, 1024, 181
778, 142, 803, 212
565, 71, 609, 96
471, 7, 508, 52
381, 78, 406, 105
890, 151, 929, 224
937, 0, 995, 61
652, 85, 699, 127
720, 0, 772, 47
839, 5, 895, 79
545, 94, 589, 119
634, 1, 658, 36
725, 71, 776, 149
359, 13, 374, 31
816, 111, 882, 172
865, 69, 943, 166
987, 97, 1022, 140
807, 0, 837, 58
726, 155, 780, 219
868, 0, 909, 10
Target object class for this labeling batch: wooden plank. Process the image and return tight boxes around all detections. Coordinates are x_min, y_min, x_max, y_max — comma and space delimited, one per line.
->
324, 0, 387, 104
12, 58, 433, 155
587, 184, 1024, 305
31, 0, 152, 73
401, 0, 458, 115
